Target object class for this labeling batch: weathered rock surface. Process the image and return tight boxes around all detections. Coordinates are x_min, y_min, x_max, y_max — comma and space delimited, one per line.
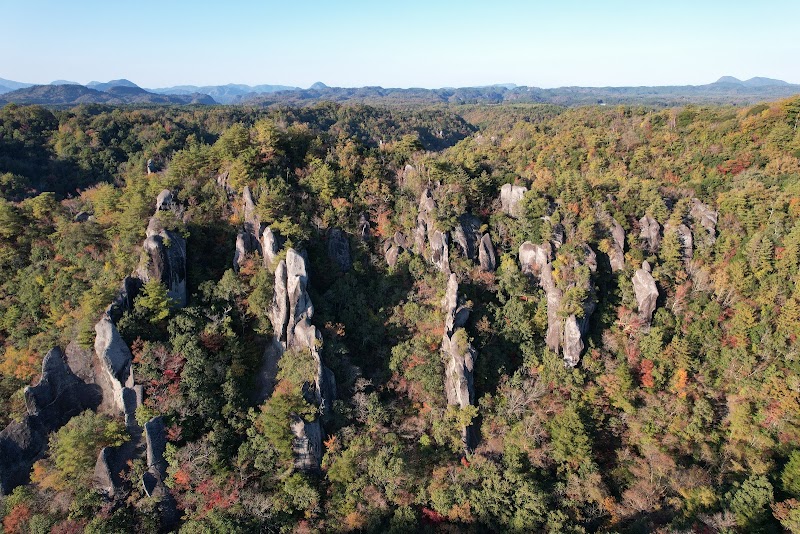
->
291, 416, 323, 472
609, 218, 626, 272
74, 211, 91, 222
430, 230, 450, 274
242, 185, 261, 236
632, 261, 659, 324
639, 215, 661, 253
0, 348, 100, 495
262, 227, 281, 269
95, 314, 133, 413
500, 183, 527, 218
384, 232, 407, 268
453, 214, 482, 260
327, 228, 352, 272
478, 233, 497, 272
442, 274, 478, 449
142, 415, 178, 528
519, 241, 596, 367
264, 249, 336, 471
156, 189, 173, 211
138, 214, 187, 307
690, 199, 718, 243
414, 189, 450, 273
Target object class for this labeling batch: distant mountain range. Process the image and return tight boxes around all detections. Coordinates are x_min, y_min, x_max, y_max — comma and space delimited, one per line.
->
0, 76, 798, 108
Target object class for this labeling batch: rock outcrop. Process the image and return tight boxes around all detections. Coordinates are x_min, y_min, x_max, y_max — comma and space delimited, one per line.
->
233, 187, 264, 271
264, 249, 336, 471
609, 218, 626, 272
453, 214, 482, 260
414, 189, 450, 273
262, 226, 281, 269
690, 199, 718, 244
520, 241, 597, 367
384, 232, 407, 268
478, 233, 497, 272
632, 261, 659, 325
138, 221, 187, 307
156, 189, 173, 211
442, 274, 477, 450
500, 183, 527, 218
0, 348, 100, 495
327, 228, 352, 272
639, 215, 661, 253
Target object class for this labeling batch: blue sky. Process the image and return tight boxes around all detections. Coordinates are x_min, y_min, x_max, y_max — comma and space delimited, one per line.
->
4, 0, 798, 88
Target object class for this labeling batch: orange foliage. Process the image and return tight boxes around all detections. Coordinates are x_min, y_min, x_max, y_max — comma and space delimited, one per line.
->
672, 368, 688, 398
0, 346, 40, 382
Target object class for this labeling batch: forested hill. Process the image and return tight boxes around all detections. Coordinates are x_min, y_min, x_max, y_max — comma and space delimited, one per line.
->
1, 97, 800, 532
237, 78, 800, 107
1, 76, 799, 107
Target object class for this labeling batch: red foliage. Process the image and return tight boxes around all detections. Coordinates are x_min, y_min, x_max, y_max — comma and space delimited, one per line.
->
640, 359, 655, 389
3, 504, 31, 534
422, 507, 446, 524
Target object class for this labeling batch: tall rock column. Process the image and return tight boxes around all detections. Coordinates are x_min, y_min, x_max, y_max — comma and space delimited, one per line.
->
266, 249, 336, 471
442, 274, 478, 450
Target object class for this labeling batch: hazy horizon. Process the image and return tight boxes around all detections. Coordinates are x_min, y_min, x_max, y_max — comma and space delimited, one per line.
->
4, 0, 799, 89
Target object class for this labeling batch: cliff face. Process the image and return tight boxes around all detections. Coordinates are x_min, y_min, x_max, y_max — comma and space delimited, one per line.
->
0, 348, 100, 495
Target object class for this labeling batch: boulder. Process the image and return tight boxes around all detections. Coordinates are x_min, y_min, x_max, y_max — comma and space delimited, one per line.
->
478, 233, 497, 272
0, 348, 99, 495
639, 215, 661, 253
385, 243, 401, 268
453, 214, 482, 260
74, 211, 91, 222
632, 261, 659, 324
562, 316, 585, 368
156, 189, 173, 211
500, 183, 527, 218
327, 228, 352, 272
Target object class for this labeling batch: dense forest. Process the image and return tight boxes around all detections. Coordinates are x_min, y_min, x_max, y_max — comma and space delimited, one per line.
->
1, 95, 800, 533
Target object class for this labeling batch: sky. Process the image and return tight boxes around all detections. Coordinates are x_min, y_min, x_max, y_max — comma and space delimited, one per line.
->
3, 0, 799, 89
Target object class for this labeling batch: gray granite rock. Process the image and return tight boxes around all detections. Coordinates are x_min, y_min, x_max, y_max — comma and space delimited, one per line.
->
632, 261, 659, 324
453, 214, 482, 260
478, 233, 496, 272
639, 215, 661, 253
0, 348, 99, 495
500, 183, 527, 218
156, 189, 173, 212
